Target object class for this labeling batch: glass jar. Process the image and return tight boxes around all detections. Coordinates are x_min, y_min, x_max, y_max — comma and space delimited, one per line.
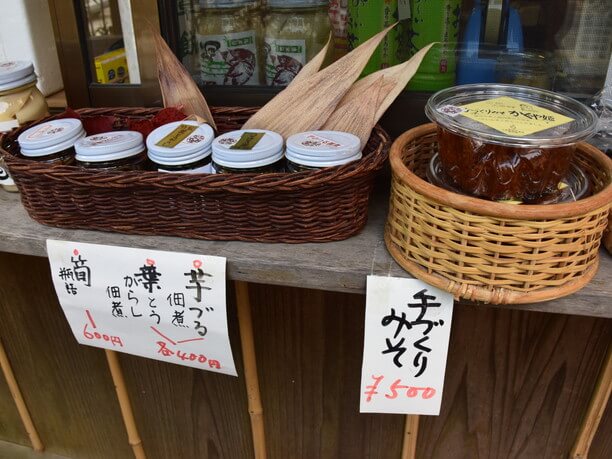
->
146, 120, 215, 173
264, 1, 330, 86
17, 118, 85, 165
212, 129, 285, 173
0, 158, 18, 192
196, 0, 263, 86
75, 131, 148, 171
425, 84, 598, 202
285, 130, 362, 172
0, 61, 49, 133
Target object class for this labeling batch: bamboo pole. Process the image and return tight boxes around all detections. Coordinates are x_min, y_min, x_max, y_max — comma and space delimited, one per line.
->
105, 350, 147, 459
0, 338, 43, 452
401, 415, 419, 459
571, 347, 612, 459
235, 281, 267, 459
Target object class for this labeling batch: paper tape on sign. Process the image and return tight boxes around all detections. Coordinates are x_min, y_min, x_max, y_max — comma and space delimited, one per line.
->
46, 240, 237, 376
360, 276, 454, 415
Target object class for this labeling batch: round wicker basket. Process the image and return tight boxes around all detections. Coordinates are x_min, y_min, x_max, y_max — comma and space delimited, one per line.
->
385, 123, 612, 304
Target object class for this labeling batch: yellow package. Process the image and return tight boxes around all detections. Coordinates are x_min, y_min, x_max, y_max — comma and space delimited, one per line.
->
94, 48, 130, 84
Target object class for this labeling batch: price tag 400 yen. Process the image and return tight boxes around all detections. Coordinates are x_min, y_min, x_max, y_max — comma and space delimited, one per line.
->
47, 240, 237, 376
360, 276, 454, 415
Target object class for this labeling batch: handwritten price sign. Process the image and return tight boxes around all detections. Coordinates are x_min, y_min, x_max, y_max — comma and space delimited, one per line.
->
47, 240, 236, 376
360, 276, 454, 415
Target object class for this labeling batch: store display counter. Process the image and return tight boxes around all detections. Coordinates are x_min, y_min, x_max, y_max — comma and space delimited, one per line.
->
0, 189, 610, 459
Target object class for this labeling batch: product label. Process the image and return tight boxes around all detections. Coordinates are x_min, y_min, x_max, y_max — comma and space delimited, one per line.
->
26, 123, 65, 140
84, 134, 124, 146
156, 124, 199, 148
264, 38, 306, 86
459, 96, 575, 137
197, 31, 260, 86
299, 134, 343, 149
230, 132, 265, 150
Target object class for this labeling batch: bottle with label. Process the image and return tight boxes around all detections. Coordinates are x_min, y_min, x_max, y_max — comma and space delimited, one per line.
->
347, 1, 409, 76
406, 0, 461, 91
264, 1, 330, 87
196, 0, 263, 86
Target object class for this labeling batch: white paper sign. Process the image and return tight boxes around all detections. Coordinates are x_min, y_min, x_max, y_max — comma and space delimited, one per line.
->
360, 276, 454, 415
47, 240, 237, 376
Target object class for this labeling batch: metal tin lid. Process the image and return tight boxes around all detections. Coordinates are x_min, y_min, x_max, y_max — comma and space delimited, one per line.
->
0, 61, 34, 85
286, 131, 362, 167
18, 118, 85, 157
75, 131, 145, 162
147, 121, 214, 166
425, 84, 598, 148
212, 129, 284, 168
200, 0, 256, 8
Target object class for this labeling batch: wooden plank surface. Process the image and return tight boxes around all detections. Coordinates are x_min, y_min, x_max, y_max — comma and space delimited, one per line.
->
0, 252, 132, 459
416, 305, 612, 459
0, 361, 29, 447
119, 286, 254, 459
0, 190, 610, 318
249, 285, 404, 459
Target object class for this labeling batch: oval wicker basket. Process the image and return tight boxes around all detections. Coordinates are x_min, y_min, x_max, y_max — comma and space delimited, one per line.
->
1, 107, 390, 243
385, 123, 612, 304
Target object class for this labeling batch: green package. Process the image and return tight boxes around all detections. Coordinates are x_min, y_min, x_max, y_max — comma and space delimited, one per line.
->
347, 1, 407, 76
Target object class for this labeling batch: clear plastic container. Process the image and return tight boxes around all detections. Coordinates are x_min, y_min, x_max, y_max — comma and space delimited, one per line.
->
211, 129, 285, 173
17, 118, 85, 165
285, 130, 362, 172
75, 131, 148, 170
0, 61, 49, 133
264, 1, 330, 86
425, 83, 598, 201
146, 120, 215, 174
196, 0, 263, 86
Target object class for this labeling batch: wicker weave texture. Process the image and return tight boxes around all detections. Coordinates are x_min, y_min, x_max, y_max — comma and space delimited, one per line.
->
385, 124, 612, 304
2, 107, 390, 243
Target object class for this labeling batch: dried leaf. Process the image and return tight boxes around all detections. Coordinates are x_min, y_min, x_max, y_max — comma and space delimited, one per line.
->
152, 28, 217, 130
332, 43, 436, 125
322, 76, 392, 148
242, 24, 397, 138
289, 34, 331, 86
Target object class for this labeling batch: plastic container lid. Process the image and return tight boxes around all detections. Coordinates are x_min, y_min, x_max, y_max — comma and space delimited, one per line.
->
18, 118, 85, 157
200, 0, 256, 8
212, 129, 284, 169
425, 83, 598, 148
146, 121, 214, 166
286, 131, 362, 167
0, 61, 36, 91
75, 131, 145, 163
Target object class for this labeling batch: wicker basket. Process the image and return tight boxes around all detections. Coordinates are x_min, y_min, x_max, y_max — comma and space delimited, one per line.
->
385, 124, 612, 304
1, 107, 390, 243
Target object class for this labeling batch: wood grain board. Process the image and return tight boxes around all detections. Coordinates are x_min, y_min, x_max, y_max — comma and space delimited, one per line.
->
0, 190, 610, 318
0, 231, 610, 458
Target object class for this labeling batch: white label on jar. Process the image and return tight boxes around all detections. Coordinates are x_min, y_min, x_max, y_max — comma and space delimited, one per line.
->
300, 133, 344, 149
0, 166, 15, 186
197, 31, 260, 86
26, 123, 66, 140
264, 38, 306, 86
159, 163, 212, 174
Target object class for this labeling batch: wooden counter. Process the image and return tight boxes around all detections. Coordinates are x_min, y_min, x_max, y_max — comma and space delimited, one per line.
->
0, 190, 610, 459
0, 191, 610, 318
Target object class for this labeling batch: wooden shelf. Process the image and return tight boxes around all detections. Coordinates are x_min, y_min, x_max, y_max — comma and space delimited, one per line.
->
0, 189, 609, 318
